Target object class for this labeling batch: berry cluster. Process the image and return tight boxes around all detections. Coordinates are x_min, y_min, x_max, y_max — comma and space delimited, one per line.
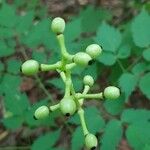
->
21, 17, 120, 150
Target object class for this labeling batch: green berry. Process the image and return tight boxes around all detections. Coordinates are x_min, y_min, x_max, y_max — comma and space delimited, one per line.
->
83, 75, 94, 87
21, 60, 39, 76
51, 17, 65, 34
34, 106, 49, 120
73, 52, 92, 66
60, 97, 76, 116
103, 86, 120, 100
85, 134, 98, 150
86, 44, 102, 59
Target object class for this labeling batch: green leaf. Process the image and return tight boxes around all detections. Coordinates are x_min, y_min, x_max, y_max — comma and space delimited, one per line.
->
4, 92, 30, 115
72, 75, 83, 92
16, 11, 34, 33
80, 6, 112, 32
104, 95, 125, 115
32, 50, 47, 63
142, 144, 150, 150
143, 48, 150, 61
126, 122, 150, 150
85, 107, 105, 134
0, 74, 21, 95
7, 59, 22, 74
117, 44, 131, 59
0, 27, 14, 38
0, 3, 18, 27
0, 40, 15, 57
131, 9, 150, 48
22, 19, 57, 50
95, 22, 122, 52
32, 129, 61, 150
100, 120, 123, 150
139, 72, 150, 99
121, 109, 150, 125
118, 73, 138, 101
71, 127, 84, 150
97, 51, 116, 66
2, 116, 23, 129
46, 78, 64, 93
81, 62, 98, 80
131, 62, 147, 75
65, 17, 81, 42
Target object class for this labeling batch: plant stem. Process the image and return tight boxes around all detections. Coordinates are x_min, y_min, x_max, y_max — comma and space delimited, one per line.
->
56, 69, 66, 82
57, 34, 68, 58
49, 103, 60, 111
41, 62, 61, 71
127, 56, 142, 71
34, 75, 54, 103
76, 93, 103, 99
64, 70, 72, 97
70, 83, 81, 108
66, 63, 76, 70
79, 85, 90, 105
78, 108, 89, 136
117, 59, 126, 73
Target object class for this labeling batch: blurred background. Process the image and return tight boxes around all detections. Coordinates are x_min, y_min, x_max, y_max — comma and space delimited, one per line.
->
0, 0, 150, 150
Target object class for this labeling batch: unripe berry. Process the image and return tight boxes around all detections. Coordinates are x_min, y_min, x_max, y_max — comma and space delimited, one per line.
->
51, 17, 65, 34
86, 44, 102, 59
21, 60, 39, 76
85, 134, 98, 150
73, 52, 93, 66
103, 86, 120, 100
83, 75, 94, 87
34, 106, 49, 120
60, 97, 76, 116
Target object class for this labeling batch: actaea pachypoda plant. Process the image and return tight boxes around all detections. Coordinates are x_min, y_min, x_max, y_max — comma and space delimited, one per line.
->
21, 17, 120, 150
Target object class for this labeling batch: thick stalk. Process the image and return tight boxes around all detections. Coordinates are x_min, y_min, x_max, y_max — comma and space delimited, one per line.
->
49, 103, 60, 111
41, 62, 61, 71
78, 108, 89, 136
76, 92, 103, 99
79, 85, 90, 105
64, 70, 72, 97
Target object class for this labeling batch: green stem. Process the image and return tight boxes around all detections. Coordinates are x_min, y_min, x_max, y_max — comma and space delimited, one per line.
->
117, 59, 126, 73
79, 85, 90, 105
57, 34, 68, 57
76, 93, 103, 99
70, 83, 81, 108
127, 56, 142, 71
64, 70, 71, 97
50, 103, 60, 111
41, 61, 61, 71
78, 108, 89, 136
66, 63, 76, 70
35, 75, 54, 103
57, 70, 66, 82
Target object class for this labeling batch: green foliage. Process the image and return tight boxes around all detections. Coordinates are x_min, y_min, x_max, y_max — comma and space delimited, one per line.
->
32, 129, 61, 150
118, 72, 138, 101
139, 73, 150, 99
0, 1, 150, 150
132, 9, 150, 47
126, 122, 150, 150
100, 120, 123, 150
71, 127, 84, 150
